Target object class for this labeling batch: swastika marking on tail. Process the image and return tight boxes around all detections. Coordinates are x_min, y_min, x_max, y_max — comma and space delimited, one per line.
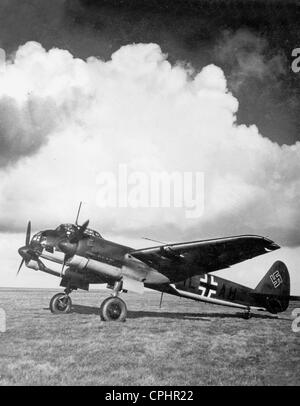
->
270, 270, 283, 288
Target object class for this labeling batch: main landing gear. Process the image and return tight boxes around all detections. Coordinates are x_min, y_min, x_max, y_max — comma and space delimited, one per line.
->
100, 280, 127, 322
49, 288, 72, 314
49, 281, 128, 321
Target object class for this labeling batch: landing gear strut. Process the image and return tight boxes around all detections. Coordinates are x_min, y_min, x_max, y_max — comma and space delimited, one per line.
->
49, 289, 72, 314
100, 281, 127, 322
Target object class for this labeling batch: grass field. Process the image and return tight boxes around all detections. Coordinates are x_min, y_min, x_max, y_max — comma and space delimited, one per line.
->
0, 287, 299, 386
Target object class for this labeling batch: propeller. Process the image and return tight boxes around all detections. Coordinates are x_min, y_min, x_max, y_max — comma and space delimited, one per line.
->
26, 220, 31, 246
69, 219, 89, 244
59, 219, 89, 275
17, 259, 25, 276
60, 255, 68, 277
70, 201, 89, 243
17, 221, 31, 276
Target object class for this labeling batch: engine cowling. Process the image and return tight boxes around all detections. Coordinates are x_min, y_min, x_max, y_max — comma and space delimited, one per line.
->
67, 255, 122, 279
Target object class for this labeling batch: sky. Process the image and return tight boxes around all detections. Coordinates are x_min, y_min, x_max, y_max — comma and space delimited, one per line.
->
0, 0, 299, 292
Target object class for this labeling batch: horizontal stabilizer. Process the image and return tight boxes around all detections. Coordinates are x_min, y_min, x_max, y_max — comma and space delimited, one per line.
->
251, 292, 300, 301
290, 296, 300, 301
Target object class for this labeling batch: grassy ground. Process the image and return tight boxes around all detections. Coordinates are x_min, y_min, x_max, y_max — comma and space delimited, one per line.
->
0, 288, 299, 385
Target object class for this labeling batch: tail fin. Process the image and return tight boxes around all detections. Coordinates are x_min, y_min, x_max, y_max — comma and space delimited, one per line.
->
254, 261, 290, 313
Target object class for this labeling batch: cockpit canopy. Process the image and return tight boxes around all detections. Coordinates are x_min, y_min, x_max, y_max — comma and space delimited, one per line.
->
83, 227, 102, 239
55, 223, 102, 239
55, 223, 77, 235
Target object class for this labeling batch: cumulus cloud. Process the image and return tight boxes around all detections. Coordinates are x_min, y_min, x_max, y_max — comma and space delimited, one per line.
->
0, 95, 58, 167
0, 41, 299, 246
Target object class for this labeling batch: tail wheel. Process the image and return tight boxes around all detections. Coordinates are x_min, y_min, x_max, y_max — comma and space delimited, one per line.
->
100, 297, 127, 322
50, 293, 72, 314
243, 307, 252, 319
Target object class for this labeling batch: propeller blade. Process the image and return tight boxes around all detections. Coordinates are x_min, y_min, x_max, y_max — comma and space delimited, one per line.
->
17, 258, 25, 276
69, 219, 89, 243
80, 220, 89, 233
25, 221, 31, 246
60, 251, 73, 276
17, 221, 32, 276
83, 219, 89, 227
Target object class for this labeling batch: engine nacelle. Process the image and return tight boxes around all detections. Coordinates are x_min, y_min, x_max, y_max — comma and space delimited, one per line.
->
67, 255, 122, 280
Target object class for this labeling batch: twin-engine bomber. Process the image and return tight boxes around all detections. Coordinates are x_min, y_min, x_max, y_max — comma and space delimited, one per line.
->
17, 206, 300, 321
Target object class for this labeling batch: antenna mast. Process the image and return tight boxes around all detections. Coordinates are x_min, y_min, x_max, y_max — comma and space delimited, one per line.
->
75, 201, 82, 225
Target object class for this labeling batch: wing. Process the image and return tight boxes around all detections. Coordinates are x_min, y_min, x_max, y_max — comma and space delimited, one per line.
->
130, 235, 280, 282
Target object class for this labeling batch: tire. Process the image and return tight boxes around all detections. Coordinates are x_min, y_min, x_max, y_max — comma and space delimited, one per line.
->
50, 293, 72, 314
100, 297, 127, 322
99, 297, 110, 316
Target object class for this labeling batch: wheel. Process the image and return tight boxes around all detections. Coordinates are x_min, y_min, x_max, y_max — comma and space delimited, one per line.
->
243, 312, 252, 320
49, 293, 72, 314
100, 297, 127, 322
99, 297, 110, 315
